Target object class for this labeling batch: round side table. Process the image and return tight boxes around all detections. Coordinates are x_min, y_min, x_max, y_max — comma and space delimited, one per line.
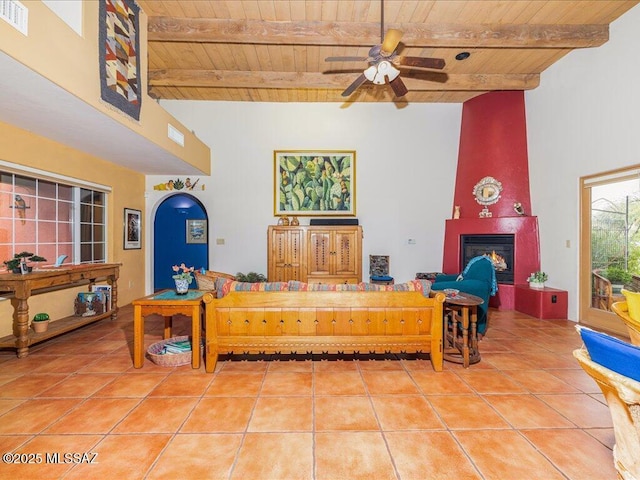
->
442, 292, 484, 367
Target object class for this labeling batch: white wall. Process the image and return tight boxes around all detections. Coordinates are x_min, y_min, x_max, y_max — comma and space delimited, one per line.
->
154, 101, 461, 283
526, 4, 640, 320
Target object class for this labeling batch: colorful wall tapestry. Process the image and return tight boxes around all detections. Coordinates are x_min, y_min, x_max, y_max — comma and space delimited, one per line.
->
99, 0, 141, 120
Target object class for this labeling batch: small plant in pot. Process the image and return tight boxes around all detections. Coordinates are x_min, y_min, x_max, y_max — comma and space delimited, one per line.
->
32, 312, 50, 333
235, 272, 267, 283
3, 252, 47, 274
604, 266, 632, 293
527, 271, 548, 289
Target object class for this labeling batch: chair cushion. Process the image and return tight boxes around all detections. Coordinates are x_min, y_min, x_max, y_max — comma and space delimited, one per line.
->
621, 289, 640, 321
371, 275, 394, 282
578, 326, 640, 382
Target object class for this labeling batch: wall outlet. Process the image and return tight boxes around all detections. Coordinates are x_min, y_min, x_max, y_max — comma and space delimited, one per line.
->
407, 238, 416, 245
216, 238, 225, 245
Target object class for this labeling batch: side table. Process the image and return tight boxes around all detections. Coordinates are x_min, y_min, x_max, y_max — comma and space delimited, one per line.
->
443, 292, 484, 367
133, 289, 205, 369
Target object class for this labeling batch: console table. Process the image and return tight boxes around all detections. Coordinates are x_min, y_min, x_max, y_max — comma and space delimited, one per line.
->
515, 284, 568, 319
0, 263, 120, 358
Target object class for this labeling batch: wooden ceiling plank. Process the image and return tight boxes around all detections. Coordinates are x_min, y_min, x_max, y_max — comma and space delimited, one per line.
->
148, 69, 540, 91
147, 17, 609, 48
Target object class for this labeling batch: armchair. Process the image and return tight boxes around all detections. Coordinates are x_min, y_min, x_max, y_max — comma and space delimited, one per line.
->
612, 300, 640, 346
431, 255, 497, 335
573, 327, 640, 480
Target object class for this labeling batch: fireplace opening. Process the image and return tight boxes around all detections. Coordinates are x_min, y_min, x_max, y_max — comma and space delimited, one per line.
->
461, 234, 515, 284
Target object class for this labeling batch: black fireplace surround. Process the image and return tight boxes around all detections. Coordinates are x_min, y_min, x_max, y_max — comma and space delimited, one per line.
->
461, 234, 515, 284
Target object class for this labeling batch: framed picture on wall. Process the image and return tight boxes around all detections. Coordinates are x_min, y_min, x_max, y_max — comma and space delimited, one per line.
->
274, 150, 356, 216
186, 219, 207, 244
124, 208, 141, 249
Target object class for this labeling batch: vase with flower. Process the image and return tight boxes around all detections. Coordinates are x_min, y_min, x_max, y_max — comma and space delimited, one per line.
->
172, 263, 194, 294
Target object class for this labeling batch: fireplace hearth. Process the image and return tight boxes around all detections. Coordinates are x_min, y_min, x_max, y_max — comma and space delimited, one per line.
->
461, 234, 515, 284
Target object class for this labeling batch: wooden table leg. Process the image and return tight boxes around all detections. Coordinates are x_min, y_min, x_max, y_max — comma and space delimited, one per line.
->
461, 306, 470, 368
133, 305, 145, 368
163, 316, 173, 339
14, 297, 30, 358
190, 304, 201, 369
469, 306, 481, 364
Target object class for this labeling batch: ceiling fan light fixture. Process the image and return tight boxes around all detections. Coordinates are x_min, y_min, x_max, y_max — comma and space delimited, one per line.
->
364, 65, 378, 82
381, 29, 403, 56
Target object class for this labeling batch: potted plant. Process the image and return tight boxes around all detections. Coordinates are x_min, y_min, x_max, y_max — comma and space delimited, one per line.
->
32, 312, 50, 333
527, 271, 548, 289
3, 252, 47, 273
604, 266, 632, 293
172, 263, 194, 294
235, 272, 267, 283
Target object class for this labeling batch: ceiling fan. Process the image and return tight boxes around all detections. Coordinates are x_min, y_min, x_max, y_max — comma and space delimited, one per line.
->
325, 0, 445, 98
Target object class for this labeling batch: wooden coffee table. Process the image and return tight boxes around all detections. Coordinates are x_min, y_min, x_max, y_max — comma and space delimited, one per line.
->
443, 292, 484, 368
133, 289, 205, 369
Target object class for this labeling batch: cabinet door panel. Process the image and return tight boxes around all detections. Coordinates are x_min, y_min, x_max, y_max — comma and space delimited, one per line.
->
308, 231, 331, 275
335, 231, 358, 276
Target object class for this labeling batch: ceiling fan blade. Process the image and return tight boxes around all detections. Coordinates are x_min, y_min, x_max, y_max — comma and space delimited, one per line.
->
381, 29, 403, 56
389, 76, 408, 98
396, 56, 446, 70
325, 56, 368, 62
341, 73, 368, 97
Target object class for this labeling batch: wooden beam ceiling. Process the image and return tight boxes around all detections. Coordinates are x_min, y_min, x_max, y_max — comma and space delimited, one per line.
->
147, 17, 609, 48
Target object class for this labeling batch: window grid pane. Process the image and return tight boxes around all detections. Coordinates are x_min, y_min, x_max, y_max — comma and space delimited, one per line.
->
0, 171, 107, 268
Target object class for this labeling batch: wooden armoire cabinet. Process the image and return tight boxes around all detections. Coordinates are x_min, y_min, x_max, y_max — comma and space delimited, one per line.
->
267, 225, 362, 284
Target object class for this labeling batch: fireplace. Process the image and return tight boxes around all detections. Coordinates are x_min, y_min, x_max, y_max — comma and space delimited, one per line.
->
461, 234, 515, 284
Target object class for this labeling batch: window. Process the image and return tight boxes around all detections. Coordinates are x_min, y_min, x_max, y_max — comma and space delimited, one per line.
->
580, 168, 640, 335
0, 171, 107, 266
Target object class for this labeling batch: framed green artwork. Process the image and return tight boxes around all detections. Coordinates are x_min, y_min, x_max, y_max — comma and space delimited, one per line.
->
274, 150, 355, 216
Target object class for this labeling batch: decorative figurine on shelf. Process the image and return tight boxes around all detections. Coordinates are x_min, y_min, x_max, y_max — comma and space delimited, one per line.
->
514, 202, 526, 216
479, 206, 492, 218
453, 206, 461, 219
290, 216, 300, 226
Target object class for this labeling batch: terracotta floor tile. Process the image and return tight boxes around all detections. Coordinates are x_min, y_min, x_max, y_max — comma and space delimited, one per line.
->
584, 427, 615, 449
267, 360, 313, 372
0, 399, 78, 434
218, 360, 268, 373
0, 398, 24, 416
79, 355, 137, 373
29, 354, 97, 374
538, 393, 614, 428
454, 430, 565, 480
361, 370, 421, 395
93, 373, 168, 397
456, 370, 528, 394
357, 359, 404, 370
231, 432, 313, 479
371, 395, 445, 430
3, 434, 103, 480
204, 372, 264, 396
314, 396, 379, 431
481, 352, 546, 370
0, 374, 67, 398
37, 373, 118, 397
482, 394, 576, 428
385, 431, 481, 479
45, 398, 140, 434
522, 429, 617, 480
411, 371, 475, 395
313, 360, 360, 372
260, 371, 312, 396
112, 397, 199, 433
62, 434, 172, 480
148, 373, 213, 396
248, 396, 313, 432
546, 367, 602, 394
147, 433, 242, 480
502, 369, 580, 393
180, 397, 256, 432
428, 395, 510, 429
314, 371, 367, 395
315, 431, 397, 480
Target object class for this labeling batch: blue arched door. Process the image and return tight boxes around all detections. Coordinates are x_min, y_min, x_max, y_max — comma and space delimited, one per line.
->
153, 193, 208, 291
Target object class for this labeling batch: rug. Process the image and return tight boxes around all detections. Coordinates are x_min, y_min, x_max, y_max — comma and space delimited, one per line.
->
99, 0, 141, 120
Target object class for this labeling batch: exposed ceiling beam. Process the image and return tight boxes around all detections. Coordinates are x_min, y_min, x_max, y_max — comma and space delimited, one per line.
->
147, 17, 608, 48
148, 69, 540, 91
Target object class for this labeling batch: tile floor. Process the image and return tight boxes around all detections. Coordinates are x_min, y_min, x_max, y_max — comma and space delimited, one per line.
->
0, 306, 617, 480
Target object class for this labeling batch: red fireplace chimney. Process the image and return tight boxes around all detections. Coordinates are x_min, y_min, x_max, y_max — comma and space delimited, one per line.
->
443, 91, 541, 309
